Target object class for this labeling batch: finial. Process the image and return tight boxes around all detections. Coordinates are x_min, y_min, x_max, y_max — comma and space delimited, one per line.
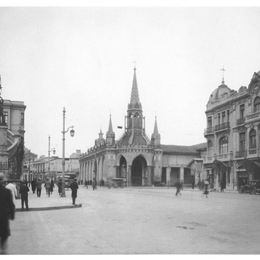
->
220, 66, 225, 84
133, 61, 136, 71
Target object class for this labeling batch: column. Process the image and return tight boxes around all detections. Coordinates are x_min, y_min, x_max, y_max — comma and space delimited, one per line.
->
180, 166, 184, 183
127, 165, 132, 186
166, 167, 171, 186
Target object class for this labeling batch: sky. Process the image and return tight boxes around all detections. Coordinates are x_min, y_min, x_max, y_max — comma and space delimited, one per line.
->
0, 6, 260, 157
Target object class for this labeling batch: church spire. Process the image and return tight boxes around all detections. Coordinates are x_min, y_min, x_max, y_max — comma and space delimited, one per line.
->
130, 67, 140, 105
106, 114, 115, 146
151, 116, 160, 146
107, 114, 113, 133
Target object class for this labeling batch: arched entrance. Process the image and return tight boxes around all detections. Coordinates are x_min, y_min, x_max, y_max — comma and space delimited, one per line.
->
131, 155, 147, 186
118, 156, 127, 178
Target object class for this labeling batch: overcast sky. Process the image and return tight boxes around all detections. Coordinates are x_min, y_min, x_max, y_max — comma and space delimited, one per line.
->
0, 7, 260, 157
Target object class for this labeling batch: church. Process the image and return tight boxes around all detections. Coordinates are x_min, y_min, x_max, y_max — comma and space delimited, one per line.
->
79, 68, 206, 187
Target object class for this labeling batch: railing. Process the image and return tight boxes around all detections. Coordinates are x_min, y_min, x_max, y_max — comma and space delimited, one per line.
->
215, 122, 230, 131
248, 148, 257, 154
235, 150, 247, 158
204, 127, 214, 136
246, 111, 260, 120
236, 118, 245, 126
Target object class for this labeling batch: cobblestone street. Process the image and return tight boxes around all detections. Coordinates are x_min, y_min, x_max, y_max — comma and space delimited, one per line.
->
7, 186, 260, 254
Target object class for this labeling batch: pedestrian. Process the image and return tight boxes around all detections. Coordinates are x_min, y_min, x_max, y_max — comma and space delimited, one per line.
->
31, 179, 36, 194
203, 179, 209, 198
50, 179, 54, 194
92, 178, 96, 190
220, 181, 225, 192
5, 181, 17, 205
57, 178, 62, 196
70, 179, 78, 205
20, 181, 29, 210
175, 180, 182, 196
36, 179, 42, 198
191, 177, 195, 190
0, 173, 15, 254
44, 179, 51, 197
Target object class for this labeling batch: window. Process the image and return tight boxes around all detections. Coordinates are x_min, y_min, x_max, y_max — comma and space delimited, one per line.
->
21, 112, 24, 126
219, 136, 228, 154
3, 111, 8, 124
222, 111, 225, 123
240, 104, 245, 119
249, 129, 256, 148
207, 140, 213, 155
207, 117, 212, 128
227, 110, 230, 122
218, 113, 220, 125
239, 132, 245, 151
253, 97, 260, 112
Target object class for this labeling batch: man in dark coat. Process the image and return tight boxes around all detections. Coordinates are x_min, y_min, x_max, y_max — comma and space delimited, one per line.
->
36, 179, 42, 197
70, 179, 78, 205
175, 180, 182, 196
0, 173, 15, 254
31, 179, 36, 194
20, 181, 30, 210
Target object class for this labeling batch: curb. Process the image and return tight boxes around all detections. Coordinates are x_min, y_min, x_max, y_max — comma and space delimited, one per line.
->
16, 204, 82, 212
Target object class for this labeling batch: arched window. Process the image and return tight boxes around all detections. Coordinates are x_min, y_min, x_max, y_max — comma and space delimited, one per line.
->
253, 97, 260, 112
219, 136, 228, 154
249, 129, 256, 148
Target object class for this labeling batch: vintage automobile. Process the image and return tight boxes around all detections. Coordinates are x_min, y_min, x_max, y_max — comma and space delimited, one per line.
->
238, 180, 260, 194
249, 180, 260, 194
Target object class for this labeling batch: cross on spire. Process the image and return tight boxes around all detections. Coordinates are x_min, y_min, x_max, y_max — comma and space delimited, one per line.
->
220, 66, 226, 84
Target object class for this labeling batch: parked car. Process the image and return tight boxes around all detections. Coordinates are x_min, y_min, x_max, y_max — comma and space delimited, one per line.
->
249, 180, 260, 194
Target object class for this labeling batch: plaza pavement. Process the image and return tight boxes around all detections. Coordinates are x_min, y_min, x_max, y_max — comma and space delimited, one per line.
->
7, 185, 260, 254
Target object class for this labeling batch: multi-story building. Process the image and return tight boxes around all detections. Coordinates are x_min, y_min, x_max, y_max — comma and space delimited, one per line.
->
31, 150, 81, 180
204, 71, 260, 191
79, 68, 206, 187
0, 98, 26, 179
23, 148, 38, 181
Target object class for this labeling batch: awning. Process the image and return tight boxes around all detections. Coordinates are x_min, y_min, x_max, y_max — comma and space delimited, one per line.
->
212, 159, 230, 171
239, 159, 260, 174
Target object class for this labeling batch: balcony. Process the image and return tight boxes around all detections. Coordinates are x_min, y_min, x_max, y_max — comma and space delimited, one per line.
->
204, 126, 214, 136
235, 150, 247, 158
215, 122, 230, 132
236, 118, 245, 126
246, 111, 260, 121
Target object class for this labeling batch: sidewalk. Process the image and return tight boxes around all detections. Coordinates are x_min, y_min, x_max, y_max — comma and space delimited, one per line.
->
14, 187, 78, 211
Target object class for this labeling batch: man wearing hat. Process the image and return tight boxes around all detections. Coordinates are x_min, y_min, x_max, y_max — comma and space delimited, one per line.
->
0, 172, 15, 254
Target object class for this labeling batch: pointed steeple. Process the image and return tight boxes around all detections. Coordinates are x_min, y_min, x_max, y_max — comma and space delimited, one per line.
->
130, 67, 141, 105
151, 116, 160, 146
108, 114, 113, 133
106, 114, 115, 146
153, 116, 159, 135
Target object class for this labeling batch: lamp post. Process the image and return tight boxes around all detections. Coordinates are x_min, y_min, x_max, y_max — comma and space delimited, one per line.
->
48, 135, 56, 178
61, 107, 75, 197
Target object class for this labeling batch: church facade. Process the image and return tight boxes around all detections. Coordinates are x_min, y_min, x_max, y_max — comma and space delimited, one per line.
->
79, 68, 206, 187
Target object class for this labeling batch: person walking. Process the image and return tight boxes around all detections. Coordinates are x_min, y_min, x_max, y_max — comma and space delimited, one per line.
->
0, 173, 15, 254
44, 179, 51, 197
31, 179, 36, 194
175, 180, 182, 196
20, 181, 29, 210
36, 179, 42, 198
5, 181, 17, 205
70, 179, 79, 205
57, 178, 62, 197
92, 178, 96, 191
50, 179, 54, 194
203, 179, 209, 198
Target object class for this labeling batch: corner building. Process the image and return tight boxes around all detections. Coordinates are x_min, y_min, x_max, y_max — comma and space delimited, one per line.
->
204, 71, 260, 191
79, 68, 206, 186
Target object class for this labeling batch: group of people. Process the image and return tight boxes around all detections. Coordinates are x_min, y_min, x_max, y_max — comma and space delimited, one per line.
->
174, 179, 211, 198
30, 178, 55, 197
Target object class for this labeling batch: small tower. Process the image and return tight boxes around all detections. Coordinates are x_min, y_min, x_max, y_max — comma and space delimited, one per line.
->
151, 116, 161, 146
106, 114, 115, 146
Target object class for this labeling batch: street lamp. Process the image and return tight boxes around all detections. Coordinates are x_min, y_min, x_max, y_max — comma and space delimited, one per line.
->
61, 107, 75, 197
48, 135, 56, 178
